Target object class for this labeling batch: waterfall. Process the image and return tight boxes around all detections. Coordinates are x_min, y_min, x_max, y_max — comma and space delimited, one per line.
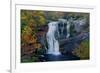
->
46, 22, 61, 55
58, 19, 70, 38
46, 19, 71, 55
66, 21, 70, 38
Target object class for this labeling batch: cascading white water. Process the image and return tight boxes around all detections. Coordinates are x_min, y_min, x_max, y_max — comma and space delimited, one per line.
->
58, 19, 70, 38
46, 19, 72, 55
46, 22, 61, 55
66, 21, 71, 38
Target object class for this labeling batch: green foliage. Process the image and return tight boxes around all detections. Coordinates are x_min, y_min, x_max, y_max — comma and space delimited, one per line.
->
21, 10, 46, 29
21, 55, 39, 63
72, 39, 89, 59
45, 11, 65, 21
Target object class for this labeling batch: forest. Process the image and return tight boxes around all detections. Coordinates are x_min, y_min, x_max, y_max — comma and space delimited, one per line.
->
21, 10, 89, 62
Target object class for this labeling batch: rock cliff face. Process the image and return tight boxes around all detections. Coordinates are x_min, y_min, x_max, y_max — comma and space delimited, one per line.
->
36, 18, 88, 52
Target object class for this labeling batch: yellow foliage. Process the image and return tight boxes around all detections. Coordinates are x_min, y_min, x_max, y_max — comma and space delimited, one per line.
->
38, 15, 46, 25
29, 36, 37, 44
72, 40, 89, 59
22, 26, 32, 35
33, 43, 41, 49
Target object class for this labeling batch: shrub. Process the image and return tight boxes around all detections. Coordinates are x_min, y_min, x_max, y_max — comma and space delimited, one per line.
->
72, 39, 89, 59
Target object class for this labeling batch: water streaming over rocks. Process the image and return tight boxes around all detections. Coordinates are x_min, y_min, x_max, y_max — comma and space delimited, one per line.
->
46, 22, 61, 55
46, 19, 71, 55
